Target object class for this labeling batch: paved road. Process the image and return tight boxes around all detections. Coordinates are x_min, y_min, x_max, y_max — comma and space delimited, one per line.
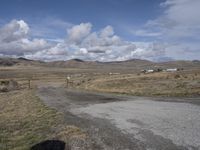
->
37, 86, 200, 150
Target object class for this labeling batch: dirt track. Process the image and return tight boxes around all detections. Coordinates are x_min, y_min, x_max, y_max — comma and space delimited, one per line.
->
37, 86, 200, 150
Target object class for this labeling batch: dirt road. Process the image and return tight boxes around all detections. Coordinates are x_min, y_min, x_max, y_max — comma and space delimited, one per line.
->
37, 86, 200, 150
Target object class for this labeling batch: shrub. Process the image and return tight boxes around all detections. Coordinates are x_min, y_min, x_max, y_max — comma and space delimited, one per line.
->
174, 74, 181, 79
0, 80, 19, 92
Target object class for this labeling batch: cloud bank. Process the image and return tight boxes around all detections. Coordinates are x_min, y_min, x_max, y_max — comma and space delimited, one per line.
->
0, 20, 165, 61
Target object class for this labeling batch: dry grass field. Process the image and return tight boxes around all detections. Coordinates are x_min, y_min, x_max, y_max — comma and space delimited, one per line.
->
0, 89, 60, 150
75, 70, 200, 97
0, 89, 89, 150
0, 61, 199, 97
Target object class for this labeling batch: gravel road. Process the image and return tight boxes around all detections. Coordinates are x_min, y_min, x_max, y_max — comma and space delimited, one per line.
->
37, 86, 200, 150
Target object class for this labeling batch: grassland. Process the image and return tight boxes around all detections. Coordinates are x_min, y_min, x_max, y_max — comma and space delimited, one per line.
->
75, 70, 200, 97
0, 89, 88, 150
0, 89, 61, 150
0, 65, 199, 97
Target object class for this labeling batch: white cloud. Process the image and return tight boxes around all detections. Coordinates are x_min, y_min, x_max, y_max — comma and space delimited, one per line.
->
133, 0, 200, 60
79, 48, 88, 54
0, 20, 29, 43
0, 20, 169, 61
67, 23, 92, 44
100, 25, 114, 37
0, 20, 51, 56
135, 0, 200, 39
43, 22, 165, 61
21, 39, 49, 51
161, 0, 200, 26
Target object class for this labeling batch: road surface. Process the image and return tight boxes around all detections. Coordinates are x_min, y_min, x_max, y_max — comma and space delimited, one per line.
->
37, 86, 200, 150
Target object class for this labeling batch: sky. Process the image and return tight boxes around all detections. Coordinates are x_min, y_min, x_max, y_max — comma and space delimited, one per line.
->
0, 0, 199, 61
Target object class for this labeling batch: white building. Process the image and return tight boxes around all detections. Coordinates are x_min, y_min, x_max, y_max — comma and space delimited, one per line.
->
166, 68, 178, 72
146, 69, 154, 73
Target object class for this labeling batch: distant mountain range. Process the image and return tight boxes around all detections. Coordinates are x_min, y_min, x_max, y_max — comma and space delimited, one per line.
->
0, 57, 199, 70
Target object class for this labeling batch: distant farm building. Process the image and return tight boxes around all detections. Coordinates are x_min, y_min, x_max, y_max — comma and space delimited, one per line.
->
109, 72, 120, 75
165, 68, 178, 72
141, 69, 154, 73
141, 68, 181, 74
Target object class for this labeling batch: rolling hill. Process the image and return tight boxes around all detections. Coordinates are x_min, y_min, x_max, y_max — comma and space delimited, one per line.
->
0, 57, 199, 71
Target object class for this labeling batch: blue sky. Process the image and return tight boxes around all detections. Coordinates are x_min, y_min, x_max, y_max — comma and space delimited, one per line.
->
0, 0, 163, 40
0, 0, 199, 61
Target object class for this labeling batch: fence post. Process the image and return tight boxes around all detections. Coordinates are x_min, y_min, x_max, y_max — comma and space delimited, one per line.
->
28, 79, 31, 89
66, 76, 70, 88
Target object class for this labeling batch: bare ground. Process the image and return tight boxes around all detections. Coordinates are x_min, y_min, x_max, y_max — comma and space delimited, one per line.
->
37, 86, 200, 150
